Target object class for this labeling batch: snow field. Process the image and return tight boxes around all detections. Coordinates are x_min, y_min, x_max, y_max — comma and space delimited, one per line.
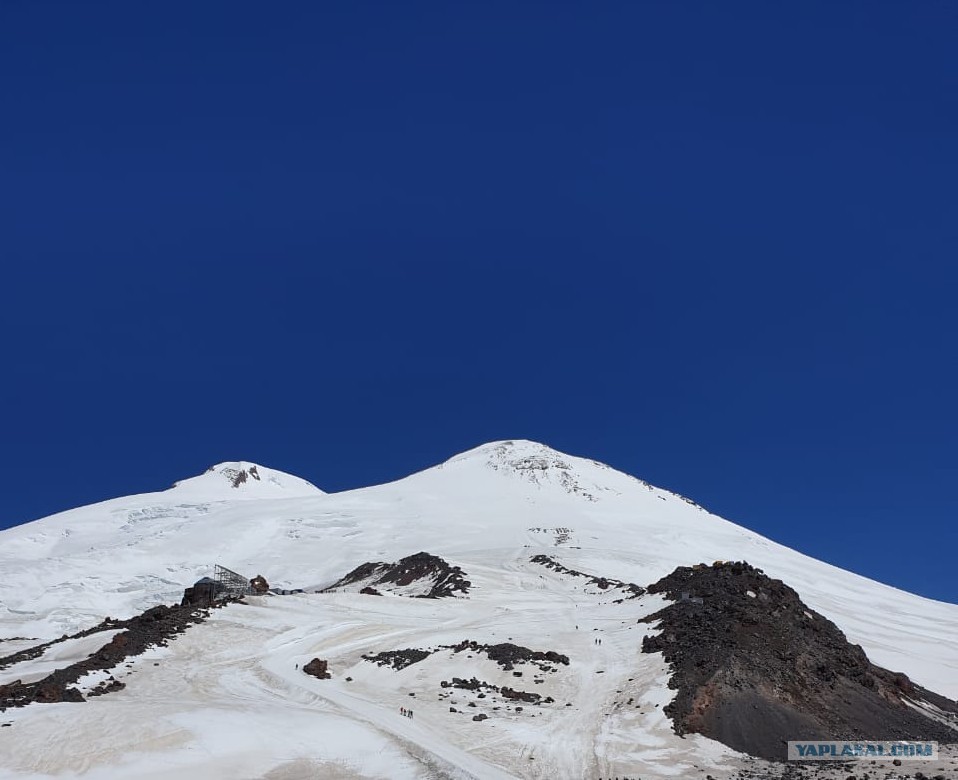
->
1, 441, 955, 778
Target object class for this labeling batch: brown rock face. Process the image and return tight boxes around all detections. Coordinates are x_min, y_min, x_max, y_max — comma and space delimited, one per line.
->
303, 658, 331, 679
641, 561, 958, 761
530, 554, 645, 599
249, 575, 269, 594
322, 552, 471, 598
230, 465, 260, 488
33, 684, 84, 704
1, 603, 210, 710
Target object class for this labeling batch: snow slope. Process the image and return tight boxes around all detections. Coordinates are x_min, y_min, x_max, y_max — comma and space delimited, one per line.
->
0, 441, 955, 779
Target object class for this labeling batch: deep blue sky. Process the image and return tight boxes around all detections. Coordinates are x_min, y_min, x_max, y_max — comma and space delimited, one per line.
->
1, 2, 955, 602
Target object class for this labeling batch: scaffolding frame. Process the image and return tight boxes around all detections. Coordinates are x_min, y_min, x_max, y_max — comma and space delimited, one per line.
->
213, 564, 252, 600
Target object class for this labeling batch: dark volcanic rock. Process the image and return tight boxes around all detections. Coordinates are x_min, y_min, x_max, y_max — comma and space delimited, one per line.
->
362, 649, 431, 671
447, 640, 569, 672
323, 552, 471, 598
0, 618, 123, 672
33, 683, 84, 704
500, 686, 542, 704
229, 465, 260, 488
249, 575, 270, 594
442, 677, 549, 706
641, 561, 958, 761
303, 658, 331, 679
530, 554, 645, 600
449, 676, 482, 691
330, 561, 387, 586
87, 678, 126, 697
0, 604, 210, 711
363, 639, 569, 676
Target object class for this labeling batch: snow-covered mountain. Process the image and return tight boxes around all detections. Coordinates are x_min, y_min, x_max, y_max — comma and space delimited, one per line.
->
170, 460, 325, 499
0, 441, 955, 779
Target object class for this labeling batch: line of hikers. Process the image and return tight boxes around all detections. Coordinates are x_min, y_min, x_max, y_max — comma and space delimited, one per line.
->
400, 706, 413, 719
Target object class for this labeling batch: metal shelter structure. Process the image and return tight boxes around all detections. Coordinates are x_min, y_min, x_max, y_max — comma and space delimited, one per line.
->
213, 564, 252, 600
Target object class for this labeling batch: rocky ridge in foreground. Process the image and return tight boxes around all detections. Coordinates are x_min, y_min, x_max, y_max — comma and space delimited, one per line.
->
642, 561, 958, 761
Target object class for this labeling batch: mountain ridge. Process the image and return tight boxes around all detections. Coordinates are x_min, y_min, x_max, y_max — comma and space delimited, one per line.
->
0, 440, 955, 779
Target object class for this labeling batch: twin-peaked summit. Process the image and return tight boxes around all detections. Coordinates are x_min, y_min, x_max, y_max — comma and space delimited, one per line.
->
2, 438, 956, 707
166, 440, 643, 503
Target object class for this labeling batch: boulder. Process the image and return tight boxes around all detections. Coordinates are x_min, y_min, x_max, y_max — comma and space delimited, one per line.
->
303, 658, 331, 679
249, 575, 270, 594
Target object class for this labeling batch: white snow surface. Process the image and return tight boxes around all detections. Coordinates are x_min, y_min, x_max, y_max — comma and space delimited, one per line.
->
0, 440, 955, 779
170, 461, 325, 500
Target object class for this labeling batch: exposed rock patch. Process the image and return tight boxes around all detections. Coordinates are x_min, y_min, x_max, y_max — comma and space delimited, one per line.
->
322, 552, 471, 598
249, 574, 270, 594
0, 604, 211, 710
87, 677, 126, 697
446, 640, 569, 672
362, 649, 431, 671
642, 561, 958, 761
0, 617, 126, 671
441, 677, 554, 705
476, 441, 602, 500
531, 554, 645, 600
224, 464, 260, 488
302, 658, 331, 679
361, 640, 568, 674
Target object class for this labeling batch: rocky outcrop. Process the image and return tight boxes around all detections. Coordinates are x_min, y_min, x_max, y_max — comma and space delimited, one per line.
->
303, 658, 331, 679
323, 552, 471, 598
361, 639, 568, 674
249, 575, 269, 594
362, 649, 431, 670
446, 640, 569, 672
642, 561, 958, 761
227, 464, 260, 488
87, 678, 126, 697
0, 604, 210, 711
531, 554, 645, 600
0, 618, 124, 672
500, 686, 542, 703
441, 676, 554, 705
